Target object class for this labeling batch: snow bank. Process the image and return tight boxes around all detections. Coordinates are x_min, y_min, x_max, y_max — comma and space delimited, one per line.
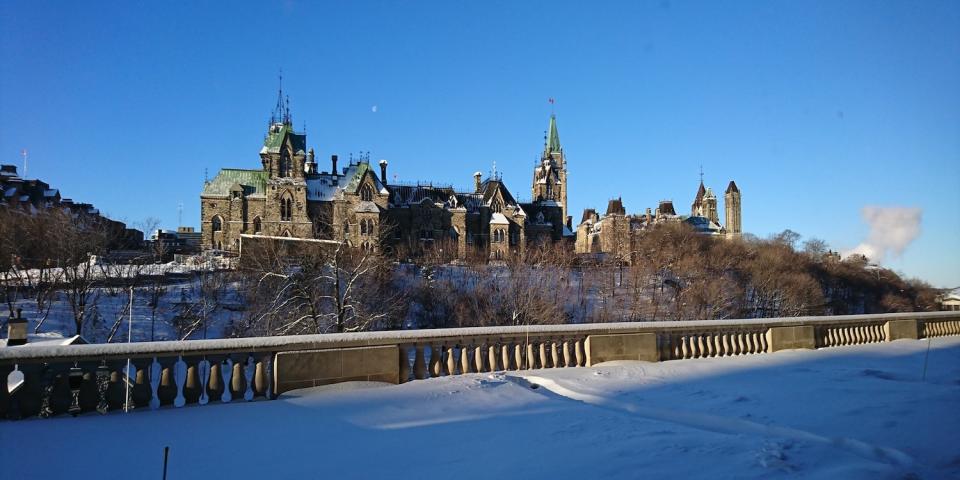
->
2, 337, 958, 479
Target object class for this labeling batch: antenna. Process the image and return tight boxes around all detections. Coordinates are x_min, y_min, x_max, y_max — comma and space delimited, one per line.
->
204, 168, 209, 184
20, 149, 27, 178
699, 164, 704, 184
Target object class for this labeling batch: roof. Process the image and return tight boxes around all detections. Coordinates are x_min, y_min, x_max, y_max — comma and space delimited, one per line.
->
726, 180, 740, 194
306, 161, 388, 202
581, 208, 597, 224
260, 123, 307, 155
202, 169, 268, 196
658, 200, 677, 216
490, 212, 509, 224
545, 114, 561, 154
606, 198, 626, 216
693, 181, 706, 206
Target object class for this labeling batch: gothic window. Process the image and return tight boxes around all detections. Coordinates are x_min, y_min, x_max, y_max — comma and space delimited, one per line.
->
343, 221, 350, 235
253, 217, 262, 233
280, 195, 293, 222
546, 182, 553, 199
211, 216, 223, 232
491, 200, 502, 213
280, 150, 291, 177
510, 230, 518, 246
360, 184, 373, 202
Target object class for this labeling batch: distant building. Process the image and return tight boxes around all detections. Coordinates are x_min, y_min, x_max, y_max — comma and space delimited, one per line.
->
0, 164, 142, 247
937, 290, 960, 312
200, 92, 572, 261
575, 177, 743, 262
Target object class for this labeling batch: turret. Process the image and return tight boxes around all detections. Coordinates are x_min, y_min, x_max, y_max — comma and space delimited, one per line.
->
379, 159, 388, 185
474, 171, 482, 193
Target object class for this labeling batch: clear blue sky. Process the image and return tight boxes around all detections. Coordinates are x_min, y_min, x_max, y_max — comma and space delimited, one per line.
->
2, 1, 958, 287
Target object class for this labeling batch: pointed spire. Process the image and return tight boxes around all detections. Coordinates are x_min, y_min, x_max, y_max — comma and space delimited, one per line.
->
545, 114, 561, 154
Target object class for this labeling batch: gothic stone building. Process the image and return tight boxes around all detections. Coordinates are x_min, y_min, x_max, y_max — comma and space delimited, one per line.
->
575, 179, 742, 263
201, 109, 573, 261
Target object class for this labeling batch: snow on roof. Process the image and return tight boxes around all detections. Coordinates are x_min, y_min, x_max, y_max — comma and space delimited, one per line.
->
0, 333, 84, 348
563, 225, 575, 237
354, 201, 380, 213
490, 212, 509, 224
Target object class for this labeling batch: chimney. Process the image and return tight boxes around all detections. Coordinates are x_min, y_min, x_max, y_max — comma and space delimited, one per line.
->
6, 308, 27, 346
306, 148, 316, 174
331, 155, 339, 175
474, 171, 482, 193
379, 159, 388, 185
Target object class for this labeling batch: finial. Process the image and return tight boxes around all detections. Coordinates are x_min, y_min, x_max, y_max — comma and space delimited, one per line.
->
699, 165, 704, 184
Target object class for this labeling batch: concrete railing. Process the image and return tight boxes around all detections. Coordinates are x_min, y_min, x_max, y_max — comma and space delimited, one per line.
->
1, 311, 957, 420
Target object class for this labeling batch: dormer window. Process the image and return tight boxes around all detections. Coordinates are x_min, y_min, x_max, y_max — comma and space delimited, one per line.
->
360, 184, 373, 201
491, 200, 502, 213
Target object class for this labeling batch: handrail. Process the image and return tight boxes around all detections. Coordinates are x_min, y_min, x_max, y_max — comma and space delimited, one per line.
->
2, 311, 956, 364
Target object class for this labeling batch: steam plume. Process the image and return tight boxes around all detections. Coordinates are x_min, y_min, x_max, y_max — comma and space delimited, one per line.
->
843, 206, 922, 263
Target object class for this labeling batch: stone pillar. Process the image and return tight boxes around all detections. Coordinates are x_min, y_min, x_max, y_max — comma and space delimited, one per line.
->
585, 333, 659, 366
885, 319, 919, 341
766, 326, 816, 352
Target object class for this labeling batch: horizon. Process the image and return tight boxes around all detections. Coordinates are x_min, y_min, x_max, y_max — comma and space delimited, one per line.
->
1, 1, 958, 287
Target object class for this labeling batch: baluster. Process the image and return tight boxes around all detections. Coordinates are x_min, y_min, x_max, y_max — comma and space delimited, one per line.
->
527, 342, 537, 369
720, 333, 730, 358
680, 335, 690, 359
736, 333, 746, 355
550, 341, 560, 368
132, 358, 153, 409
711, 333, 721, 357
539, 341, 550, 368
749, 332, 759, 354
444, 345, 455, 375
502, 342, 513, 371
182, 356, 202, 404
42, 365, 71, 417
157, 357, 178, 407
564, 340, 575, 367
229, 355, 248, 401
13, 364, 42, 418
760, 330, 769, 353
78, 362, 99, 414
460, 344, 472, 374
828, 327, 838, 346
575, 339, 585, 367
694, 335, 704, 358
515, 343, 525, 370
429, 345, 442, 378
489, 343, 500, 372
398, 346, 411, 384
475, 345, 485, 373
252, 353, 271, 399
220, 358, 234, 403
414, 345, 427, 380
207, 356, 225, 403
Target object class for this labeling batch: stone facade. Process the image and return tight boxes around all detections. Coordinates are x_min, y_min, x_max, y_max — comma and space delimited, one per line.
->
201, 105, 573, 261
575, 177, 743, 262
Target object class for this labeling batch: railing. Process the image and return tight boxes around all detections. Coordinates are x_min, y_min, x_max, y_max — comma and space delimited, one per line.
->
1, 311, 957, 420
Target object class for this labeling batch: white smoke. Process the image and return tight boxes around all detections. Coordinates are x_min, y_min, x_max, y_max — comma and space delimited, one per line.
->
843, 206, 922, 263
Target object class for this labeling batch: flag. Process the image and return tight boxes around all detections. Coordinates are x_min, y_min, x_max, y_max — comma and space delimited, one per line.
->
548, 98, 555, 104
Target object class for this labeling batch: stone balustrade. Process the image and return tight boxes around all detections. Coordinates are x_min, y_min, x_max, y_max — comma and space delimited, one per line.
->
1, 311, 957, 420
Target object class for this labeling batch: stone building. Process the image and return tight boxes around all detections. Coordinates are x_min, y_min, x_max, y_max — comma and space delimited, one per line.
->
200, 98, 572, 261
0, 164, 142, 247
575, 177, 743, 262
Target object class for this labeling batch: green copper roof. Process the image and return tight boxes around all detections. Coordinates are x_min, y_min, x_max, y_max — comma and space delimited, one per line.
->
262, 123, 307, 154
546, 114, 561, 153
202, 169, 268, 196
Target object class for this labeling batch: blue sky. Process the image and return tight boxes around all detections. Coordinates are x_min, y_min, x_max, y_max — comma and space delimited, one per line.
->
1, 1, 958, 287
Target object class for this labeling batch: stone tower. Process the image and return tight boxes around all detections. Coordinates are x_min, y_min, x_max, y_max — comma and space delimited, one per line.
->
691, 180, 706, 217
531, 114, 569, 224
704, 187, 719, 224
724, 181, 741, 236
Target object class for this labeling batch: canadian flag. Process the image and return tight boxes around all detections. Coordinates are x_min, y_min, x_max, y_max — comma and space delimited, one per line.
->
548, 98, 555, 104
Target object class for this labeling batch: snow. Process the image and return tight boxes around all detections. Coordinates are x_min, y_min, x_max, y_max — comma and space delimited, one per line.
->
3, 337, 959, 479
490, 212, 509, 224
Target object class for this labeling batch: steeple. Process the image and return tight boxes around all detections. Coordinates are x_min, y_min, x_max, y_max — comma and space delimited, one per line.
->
270, 71, 292, 126
545, 114, 561, 154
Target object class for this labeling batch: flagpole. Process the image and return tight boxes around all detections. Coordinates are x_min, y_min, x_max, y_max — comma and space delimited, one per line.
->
125, 286, 133, 412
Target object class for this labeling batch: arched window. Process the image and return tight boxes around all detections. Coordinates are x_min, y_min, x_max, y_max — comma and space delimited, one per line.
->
491, 200, 502, 213
343, 221, 350, 235
360, 219, 368, 235
279, 150, 291, 177
360, 184, 373, 201
253, 217, 262, 233
546, 182, 553, 199
280, 195, 292, 222
211, 216, 223, 232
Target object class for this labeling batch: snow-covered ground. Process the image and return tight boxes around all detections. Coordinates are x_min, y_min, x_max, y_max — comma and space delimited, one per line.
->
3, 337, 959, 479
